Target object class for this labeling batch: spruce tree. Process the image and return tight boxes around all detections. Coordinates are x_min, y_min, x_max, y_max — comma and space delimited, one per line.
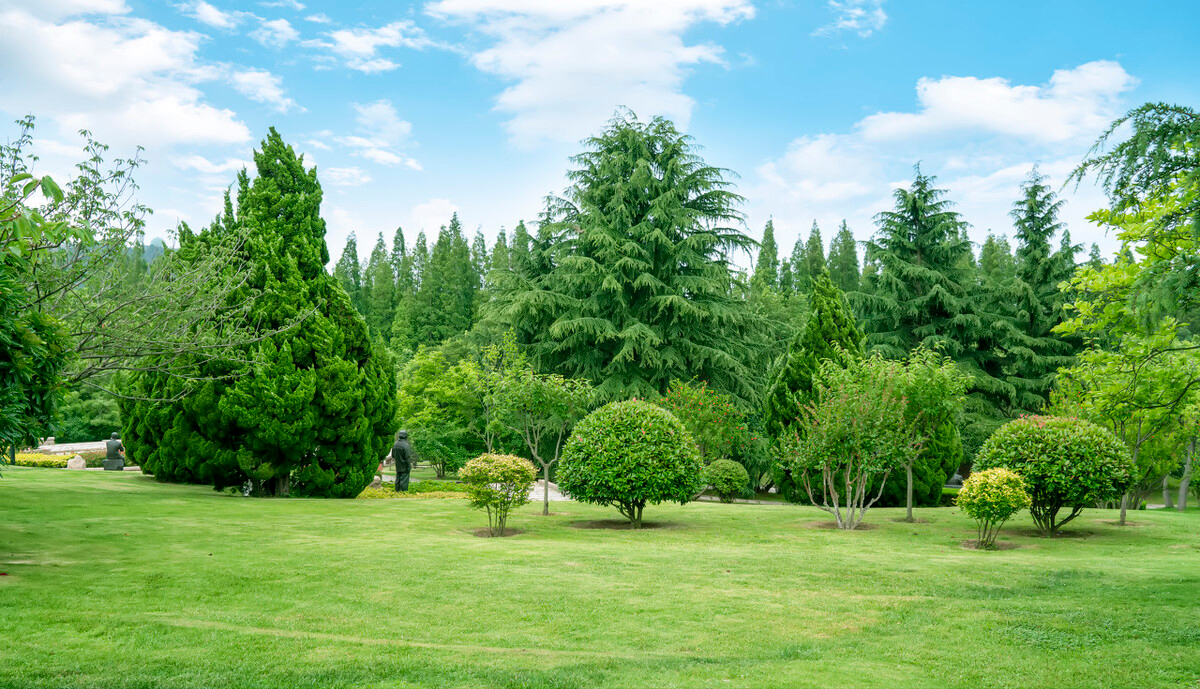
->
1087, 243, 1104, 269
826, 220, 860, 294
333, 232, 362, 312
121, 129, 397, 497
412, 232, 428, 292
390, 227, 407, 284
752, 219, 779, 293
505, 114, 763, 403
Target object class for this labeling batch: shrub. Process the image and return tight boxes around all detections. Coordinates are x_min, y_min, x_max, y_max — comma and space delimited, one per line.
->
939, 487, 959, 507
407, 480, 468, 495
706, 459, 749, 503
459, 453, 536, 536
558, 400, 704, 528
13, 453, 68, 468
356, 487, 465, 500
660, 380, 750, 462
956, 468, 1030, 549
974, 416, 1133, 535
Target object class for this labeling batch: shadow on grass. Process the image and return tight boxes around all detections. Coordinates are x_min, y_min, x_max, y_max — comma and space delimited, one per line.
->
570, 519, 677, 530
469, 527, 527, 538
803, 520, 878, 531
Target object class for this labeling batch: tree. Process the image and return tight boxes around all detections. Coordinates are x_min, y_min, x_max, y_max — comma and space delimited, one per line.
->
660, 379, 753, 464
460, 453, 536, 537
778, 258, 795, 297
489, 229, 509, 284
558, 400, 704, 529
503, 113, 763, 404
752, 219, 779, 293
333, 233, 363, 312
471, 229, 489, 291
363, 232, 395, 334
776, 354, 922, 530
826, 221, 860, 294
974, 415, 1133, 535
803, 220, 826, 284
394, 346, 482, 478
121, 129, 397, 497
956, 468, 1031, 549
790, 235, 810, 292
977, 234, 1015, 284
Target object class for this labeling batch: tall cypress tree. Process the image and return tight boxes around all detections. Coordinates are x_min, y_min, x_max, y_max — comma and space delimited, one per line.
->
490, 228, 510, 282
803, 220, 826, 282
826, 220, 860, 294
778, 259, 794, 297
978, 234, 1016, 284
333, 232, 362, 312
121, 129, 396, 497
509, 220, 533, 279
471, 229, 489, 290
790, 235, 809, 293
505, 114, 762, 403
752, 219, 779, 293
364, 232, 395, 334
411, 231, 428, 292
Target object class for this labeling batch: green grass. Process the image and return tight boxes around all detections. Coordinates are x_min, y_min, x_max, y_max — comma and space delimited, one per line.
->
2, 467, 1199, 688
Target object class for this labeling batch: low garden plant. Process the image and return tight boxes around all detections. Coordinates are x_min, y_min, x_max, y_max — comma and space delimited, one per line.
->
458, 453, 536, 536
974, 415, 1133, 535
706, 459, 749, 503
558, 400, 704, 529
956, 467, 1030, 549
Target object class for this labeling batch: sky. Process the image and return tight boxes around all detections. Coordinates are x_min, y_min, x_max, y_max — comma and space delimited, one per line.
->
3, 0, 1199, 268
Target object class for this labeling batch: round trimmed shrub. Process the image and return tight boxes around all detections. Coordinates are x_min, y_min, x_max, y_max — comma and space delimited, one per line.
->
558, 400, 703, 528
459, 453, 536, 536
956, 468, 1030, 549
706, 459, 750, 503
974, 415, 1133, 535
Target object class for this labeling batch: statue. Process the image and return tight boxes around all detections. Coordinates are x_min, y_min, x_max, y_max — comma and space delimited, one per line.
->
392, 430, 414, 491
103, 432, 125, 471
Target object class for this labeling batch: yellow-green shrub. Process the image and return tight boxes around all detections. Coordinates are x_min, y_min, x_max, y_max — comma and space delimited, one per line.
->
956, 468, 1030, 549
459, 453, 535, 536
356, 487, 466, 500
13, 454, 68, 468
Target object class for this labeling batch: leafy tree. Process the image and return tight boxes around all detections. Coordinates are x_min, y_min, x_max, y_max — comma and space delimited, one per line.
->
394, 346, 482, 478
974, 415, 1133, 535
826, 220, 859, 294
502, 113, 763, 404
460, 453, 535, 536
333, 232, 363, 311
53, 384, 120, 443
121, 129, 397, 497
660, 379, 753, 464
752, 219, 779, 293
559, 399, 704, 528
776, 354, 922, 530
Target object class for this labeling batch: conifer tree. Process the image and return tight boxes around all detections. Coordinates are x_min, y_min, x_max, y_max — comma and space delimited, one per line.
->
121, 129, 396, 497
471, 229, 489, 290
978, 234, 1016, 284
333, 232, 362, 311
790, 235, 809, 293
364, 232, 395, 334
490, 228, 509, 280
1087, 243, 1104, 269
509, 220, 532, 279
826, 220, 859, 294
778, 259, 794, 297
752, 219, 779, 293
803, 220, 826, 282
504, 113, 763, 403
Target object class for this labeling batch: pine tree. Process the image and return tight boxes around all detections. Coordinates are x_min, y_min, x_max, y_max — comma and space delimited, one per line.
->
752, 219, 779, 293
490, 228, 510, 280
333, 232, 362, 311
390, 227, 407, 284
790, 235, 809, 293
1087, 243, 1104, 269
121, 128, 397, 497
803, 220, 826, 282
778, 259, 794, 297
509, 220, 532, 279
826, 220, 860, 293
471, 229, 489, 290
410, 216, 478, 344
978, 234, 1016, 284
411, 231, 428, 292
364, 232, 395, 334
505, 114, 763, 403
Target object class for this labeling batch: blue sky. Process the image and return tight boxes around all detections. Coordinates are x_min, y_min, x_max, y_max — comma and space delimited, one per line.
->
4, 0, 1199, 266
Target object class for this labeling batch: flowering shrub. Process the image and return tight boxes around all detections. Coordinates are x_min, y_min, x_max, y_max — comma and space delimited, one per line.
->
956, 468, 1030, 548
974, 415, 1133, 535
660, 380, 753, 462
559, 400, 704, 528
459, 453, 536, 536
706, 459, 750, 502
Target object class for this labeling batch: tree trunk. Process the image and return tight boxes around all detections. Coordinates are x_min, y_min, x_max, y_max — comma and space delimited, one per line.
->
542, 463, 551, 516
905, 462, 914, 523
1162, 475, 1173, 509
1179, 438, 1194, 512
1119, 493, 1129, 526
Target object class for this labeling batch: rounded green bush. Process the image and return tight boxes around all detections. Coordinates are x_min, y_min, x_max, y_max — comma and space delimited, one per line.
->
558, 400, 704, 528
459, 453, 536, 536
956, 467, 1030, 548
706, 459, 749, 503
974, 415, 1132, 535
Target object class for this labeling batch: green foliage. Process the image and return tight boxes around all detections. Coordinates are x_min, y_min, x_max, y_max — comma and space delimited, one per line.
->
12, 453, 69, 468
333, 232, 363, 312
395, 346, 482, 478
660, 379, 752, 463
356, 486, 465, 500
974, 415, 1134, 535
500, 113, 764, 405
460, 453, 536, 536
826, 220, 860, 294
956, 467, 1031, 549
775, 354, 922, 529
705, 459, 749, 503
120, 129, 397, 497
559, 400, 704, 528
751, 219, 778, 293
53, 384, 120, 443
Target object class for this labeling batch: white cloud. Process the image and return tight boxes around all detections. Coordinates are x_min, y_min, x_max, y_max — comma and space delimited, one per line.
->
306, 21, 436, 72
172, 154, 251, 174
325, 166, 372, 186
0, 7, 251, 148
231, 68, 300, 113
250, 17, 299, 48
304, 12, 330, 23
859, 61, 1137, 144
179, 1, 250, 30
812, 0, 886, 38
751, 61, 1136, 257
327, 100, 422, 170
260, 0, 304, 9
409, 198, 459, 233
426, 0, 754, 147
25, 0, 129, 20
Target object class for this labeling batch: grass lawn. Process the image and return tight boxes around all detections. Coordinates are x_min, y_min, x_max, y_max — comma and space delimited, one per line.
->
2, 467, 1199, 688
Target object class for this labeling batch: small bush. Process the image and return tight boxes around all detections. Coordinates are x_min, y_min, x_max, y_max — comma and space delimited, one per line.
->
407, 480, 468, 495
939, 487, 959, 507
459, 453, 536, 536
974, 415, 1133, 535
356, 487, 465, 500
559, 400, 704, 528
956, 468, 1030, 549
13, 454, 68, 468
706, 459, 749, 503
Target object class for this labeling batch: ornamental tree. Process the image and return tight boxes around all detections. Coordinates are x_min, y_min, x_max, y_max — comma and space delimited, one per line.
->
558, 400, 704, 528
460, 453, 536, 537
956, 467, 1030, 549
660, 379, 751, 463
974, 415, 1133, 535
